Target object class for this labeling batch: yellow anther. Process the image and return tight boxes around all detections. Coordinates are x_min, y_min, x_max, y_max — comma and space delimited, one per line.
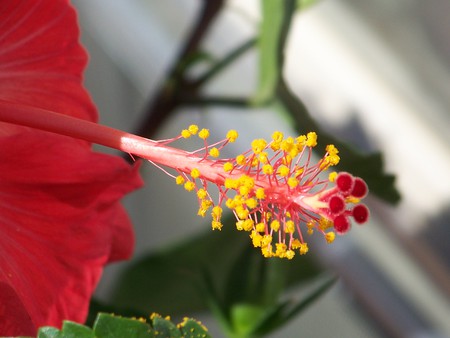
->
251, 138, 267, 154
239, 185, 250, 196
175, 175, 185, 185
285, 220, 295, 234
285, 250, 295, 260
326, 144, 339, 156
306, 132, 317, 147
242, 219, 254, 231
291, 239, 301, 249
245, 198, 258, 209
235, 206, 249, 220
261, 235, 272, 246
209, 147, 220, 158
325, 232, 335, 243
223, 162, 234, 172
319, 217, 333, 230
256, 188, 266, 199
212, 221, 223, 230
277, 165, 290, 177
255, 222, 265, 232
198, 128, 210, 140
226, 129, 239, 142
188, 124, 199, 135
270, 220, 280, 232
261, 245, 273, 258
288, 177, 299, 188
328, 171, 338, 182
181, 129, 191, 138
299, 242, 309, 255
197, 188, 207, 199
236, 154, 246, 165
184, 181, 195, 191
251, 231, 263, 247
224, 178, 237, 189
280, 137, 295, 152
225, 198, 235, 209
262, 164, 274, 175
236, 220, 244, 231
296, 135, 306, 145
275, 243, 287, 257
272, 131, 284, 143
239, 175, 254, 188
190, 168, 200, 179
212, 205, 223, 219
258, 152, 269, 164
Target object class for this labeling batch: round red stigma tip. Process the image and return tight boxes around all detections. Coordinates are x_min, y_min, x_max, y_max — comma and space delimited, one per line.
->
352, 204, 369, 224
351, 177, 368, 198
336, 172, 354, 194
329, 195, 345, 215
333, 215, 351, 234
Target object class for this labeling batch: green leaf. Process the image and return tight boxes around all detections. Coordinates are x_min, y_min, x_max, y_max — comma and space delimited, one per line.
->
178, 318, 212, 338
37, 327, 62, 338
37, 314, 211, 338
151, 315, 181, 338
37, 321, 94, 338
93, 313, 151, 338
253, 0, 296, 104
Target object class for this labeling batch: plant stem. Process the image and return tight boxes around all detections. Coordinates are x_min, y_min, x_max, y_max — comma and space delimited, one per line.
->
0, 101, 227, 184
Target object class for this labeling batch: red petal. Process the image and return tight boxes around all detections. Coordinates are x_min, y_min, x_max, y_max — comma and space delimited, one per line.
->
0, 132, 143, 335
0, 0, 97, 135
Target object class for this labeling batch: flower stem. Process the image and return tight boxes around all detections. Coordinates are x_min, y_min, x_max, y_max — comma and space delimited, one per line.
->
0, 100, 226, 183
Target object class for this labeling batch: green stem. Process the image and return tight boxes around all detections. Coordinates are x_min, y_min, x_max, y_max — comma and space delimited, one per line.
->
192, 37, 257, 88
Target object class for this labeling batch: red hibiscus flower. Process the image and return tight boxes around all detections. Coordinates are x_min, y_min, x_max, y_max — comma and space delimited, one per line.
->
0, 0, 142, 335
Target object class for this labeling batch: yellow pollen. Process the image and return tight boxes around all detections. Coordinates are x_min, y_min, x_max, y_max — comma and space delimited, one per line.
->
236, 154, 246, 165
270, 220, 280, 232
251, 138, 267, 154
261, 235, 272, 246
285, 250, 295, 260
190, 168, 201, 179
272, 131, 284, 143
188, 124, 199, 135
299, 242, 309, 255
306, 132, 317, 147
223, 162, 234, 172
175, 175, 185, 185
211, 221, 222, 230
198, 128, 210, 140
285, 220, 295, 234
291, 239, 301, 249
184, 181, 195, 191
256, 188, 266, 199
181, 129, 191, 138
326, 144, 339, 155
325, 232, 335, 243
209, 147, 220, 158
197, 189, 207, 199
328, 171, 338, 182
258, 152, 269, 164
346, 196, 360, 204
262, 164, 274, 175
277, 165, 290, 177
245, 198, 258, 209
287, 177, 299, 188
255, 222, 265, 232
226, 129, 239, 142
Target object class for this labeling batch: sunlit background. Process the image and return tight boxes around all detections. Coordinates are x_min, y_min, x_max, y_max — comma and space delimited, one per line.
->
73, 1, 450, 337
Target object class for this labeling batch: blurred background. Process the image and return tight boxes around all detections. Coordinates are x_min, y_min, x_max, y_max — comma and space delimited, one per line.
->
72, 0, 450, 337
